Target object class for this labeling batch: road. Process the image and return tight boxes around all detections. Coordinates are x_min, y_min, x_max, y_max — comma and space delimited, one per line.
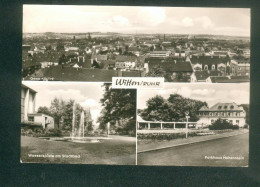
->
137, 133, 248, 167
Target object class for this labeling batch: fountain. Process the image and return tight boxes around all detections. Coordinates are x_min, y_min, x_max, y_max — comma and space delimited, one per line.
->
69, 102, 100, 143
45, 101, 111, 143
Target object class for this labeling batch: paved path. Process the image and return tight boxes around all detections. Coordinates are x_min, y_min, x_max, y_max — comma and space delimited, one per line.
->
137, 133, 248, 167
138, 129, 248, 153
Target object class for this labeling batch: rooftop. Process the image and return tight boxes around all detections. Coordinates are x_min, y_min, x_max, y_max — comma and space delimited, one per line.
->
28, 65, 142, 81
199, 103, 243, 112
22, 83, 37, 93
190, 55, 230, 65
209, 75, 250, 83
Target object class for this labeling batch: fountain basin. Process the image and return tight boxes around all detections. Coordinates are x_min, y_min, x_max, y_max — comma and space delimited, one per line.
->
39, 136, 112, 143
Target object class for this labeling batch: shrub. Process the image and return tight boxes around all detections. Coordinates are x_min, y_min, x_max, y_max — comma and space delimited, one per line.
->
243, 124, 249, 129
209, 119, 239, 130
137, 131, 205, 140
44, 129, 62, 137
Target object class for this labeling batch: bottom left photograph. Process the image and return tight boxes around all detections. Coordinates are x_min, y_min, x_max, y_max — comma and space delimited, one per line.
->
21, 81, 137, 165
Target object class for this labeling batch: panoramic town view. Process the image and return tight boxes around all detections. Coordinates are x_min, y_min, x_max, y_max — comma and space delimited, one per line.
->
21, 5, 250, 166
22, 6, 250, 83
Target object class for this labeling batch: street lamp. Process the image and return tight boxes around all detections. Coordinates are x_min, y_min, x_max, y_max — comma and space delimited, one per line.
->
107, 122, 110, 137
185, 111, 190, 138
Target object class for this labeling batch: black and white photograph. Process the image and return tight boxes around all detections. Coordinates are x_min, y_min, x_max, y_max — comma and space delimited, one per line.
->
21, 81, 136, 165
22, 5, 250, 83
137, 83, 249, 166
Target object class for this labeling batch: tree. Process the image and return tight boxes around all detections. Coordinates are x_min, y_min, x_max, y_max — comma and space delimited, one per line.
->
240, 104, 249, 125
49, 97, 66, 129
92, 60, 100, 68
209, 118, 239, 130
98, 83, 136, 135
62, 99, 74, 130
56, 43, 65, 51
139, 95, 171, 121
139, 94, 207, 122
58, 54, 67, 65
37, 106, 52, 116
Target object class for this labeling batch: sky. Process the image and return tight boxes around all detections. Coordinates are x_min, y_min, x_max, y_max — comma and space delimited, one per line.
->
22, 81, 105, 127
138, 83, 250, 109
23, 5, 250, 36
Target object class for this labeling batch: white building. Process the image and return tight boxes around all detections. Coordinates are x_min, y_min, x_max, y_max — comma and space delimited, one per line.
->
149, 51, 171, 58
27, 113, 54, 129
21, 83, 54, 129
21, 84, 37, 122
197, 103, 246, 127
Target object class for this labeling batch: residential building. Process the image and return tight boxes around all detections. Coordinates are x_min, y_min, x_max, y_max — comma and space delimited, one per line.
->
149, 51, 171, 58
230, 60, 250, 77
187, 55, 230, 75
190, 70, 221, 82
115, 55, 137, 69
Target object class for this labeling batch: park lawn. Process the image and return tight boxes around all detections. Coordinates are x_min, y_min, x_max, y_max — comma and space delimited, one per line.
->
21, 136, 136, 165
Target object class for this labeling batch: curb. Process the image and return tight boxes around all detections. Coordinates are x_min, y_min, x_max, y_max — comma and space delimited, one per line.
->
137, 131, 248, 154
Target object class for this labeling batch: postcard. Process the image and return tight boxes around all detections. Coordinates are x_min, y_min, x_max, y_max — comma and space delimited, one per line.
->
21, 5, 250, 166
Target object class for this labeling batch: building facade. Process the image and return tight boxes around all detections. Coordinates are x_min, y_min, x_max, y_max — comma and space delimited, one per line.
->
21, 84, 37, 122
197, 103, 246, 127
21, 83, 54, 129
27, 113, 55, 129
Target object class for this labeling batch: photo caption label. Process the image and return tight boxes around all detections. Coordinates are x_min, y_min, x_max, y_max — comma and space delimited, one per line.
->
112, 77, 164, 89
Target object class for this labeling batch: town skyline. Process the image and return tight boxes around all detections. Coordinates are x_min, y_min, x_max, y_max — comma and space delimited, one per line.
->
23, 5, 250, 37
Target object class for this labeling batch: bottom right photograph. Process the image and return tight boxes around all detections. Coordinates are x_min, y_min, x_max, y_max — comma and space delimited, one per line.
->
137, 83, 249, 167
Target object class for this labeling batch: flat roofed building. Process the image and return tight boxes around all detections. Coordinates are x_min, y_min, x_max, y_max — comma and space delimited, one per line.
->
149, 51, 171, 58
27, 113, 54, 129
21, 84, 37, 122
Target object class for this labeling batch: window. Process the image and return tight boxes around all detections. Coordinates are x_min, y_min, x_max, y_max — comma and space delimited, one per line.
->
28, 116, 34, 122
230, 105, 234, 109
236, 120, 240, 125
218, 106, 222, 109
204, 65, 208, 70
212, 65, 215, 70
224, 106, 227, 109
211, 120, 215, 124
229, 120, 233, 124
